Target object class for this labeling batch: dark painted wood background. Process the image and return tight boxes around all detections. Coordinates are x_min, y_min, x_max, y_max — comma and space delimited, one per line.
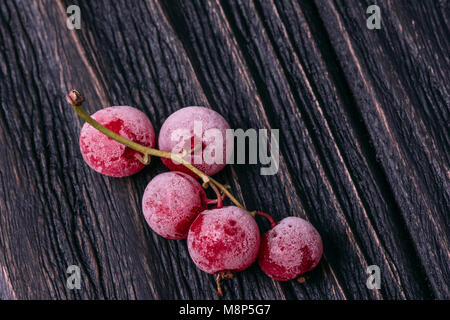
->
0, 0, 448, 300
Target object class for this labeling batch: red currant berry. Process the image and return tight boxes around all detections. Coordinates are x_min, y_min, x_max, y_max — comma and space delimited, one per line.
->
187, 206, 260, 274
258, 217, 323, 281
158, 107, 231, 177
80, 106, 155, 177
142, 171, 208, 239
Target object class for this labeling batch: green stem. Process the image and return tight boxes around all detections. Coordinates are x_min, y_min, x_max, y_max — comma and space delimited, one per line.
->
74, 103, 213, 183
69, 92, 246, 210
209, 176, 248, 212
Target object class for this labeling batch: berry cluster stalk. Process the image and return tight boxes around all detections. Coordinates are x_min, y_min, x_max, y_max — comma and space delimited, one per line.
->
67, 90, 249, 214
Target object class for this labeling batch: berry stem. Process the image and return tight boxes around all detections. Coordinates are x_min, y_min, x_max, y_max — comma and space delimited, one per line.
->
67, 90, 246, 210
253, 211, 277, 228
205, 188, 227, 207
209, 183, 223, 209
134, 153, 151, 165
215, 271, 234, 297
215, 274, 223, 297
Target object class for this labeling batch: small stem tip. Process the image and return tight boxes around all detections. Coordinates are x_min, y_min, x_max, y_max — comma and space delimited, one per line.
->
216, 274, 223, 297
215, 271, 234, 297
297, 276, 306, 284
134, 153, 151, 165
66, 90, 84, 106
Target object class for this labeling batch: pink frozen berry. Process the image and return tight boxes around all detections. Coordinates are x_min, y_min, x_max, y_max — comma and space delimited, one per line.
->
258, 217, 323, 281
80, 106, 155, 177
187, 206, 260, 274
142, 171, 208, 239
158, 106, 231, 177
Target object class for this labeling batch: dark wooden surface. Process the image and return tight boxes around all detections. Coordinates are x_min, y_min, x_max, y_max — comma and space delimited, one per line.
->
0, 0, 448, 300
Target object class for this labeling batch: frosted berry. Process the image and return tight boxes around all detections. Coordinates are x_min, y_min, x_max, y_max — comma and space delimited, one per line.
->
187, 206, 260, 274
142, 171, 208, 239
158, 106, 231, 177
258, 217, 323, 281
80, 106, 155, 177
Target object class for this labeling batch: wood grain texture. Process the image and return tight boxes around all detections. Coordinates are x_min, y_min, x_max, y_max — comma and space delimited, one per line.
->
0, 0, 448, 300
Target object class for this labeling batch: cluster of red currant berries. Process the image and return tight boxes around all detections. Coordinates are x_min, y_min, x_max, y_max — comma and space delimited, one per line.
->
67, 90, 323, 295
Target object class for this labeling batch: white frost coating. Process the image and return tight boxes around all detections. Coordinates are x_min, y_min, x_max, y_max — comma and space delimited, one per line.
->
266, 217, 322, 270
158, 106, 231, 176
142, 171, 206, 239
80, 106, 155, 177
187, 206, 260, 274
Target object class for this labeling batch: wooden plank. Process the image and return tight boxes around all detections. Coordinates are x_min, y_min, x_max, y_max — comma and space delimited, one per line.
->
315, 0, 450, 298
220, 0, 435, 299
0, 0, 447, 300
161, 0, 393, 299
0, 265, 15, 300
59, 0, 287, 300
0, 0, 177, 299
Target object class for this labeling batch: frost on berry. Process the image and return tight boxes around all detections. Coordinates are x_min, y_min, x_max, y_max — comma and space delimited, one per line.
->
187, 206, 260, 274
142, 171, 207, 239
79, 106, 155, 177
158, 106, 231, 177
258, 217, 323, 281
